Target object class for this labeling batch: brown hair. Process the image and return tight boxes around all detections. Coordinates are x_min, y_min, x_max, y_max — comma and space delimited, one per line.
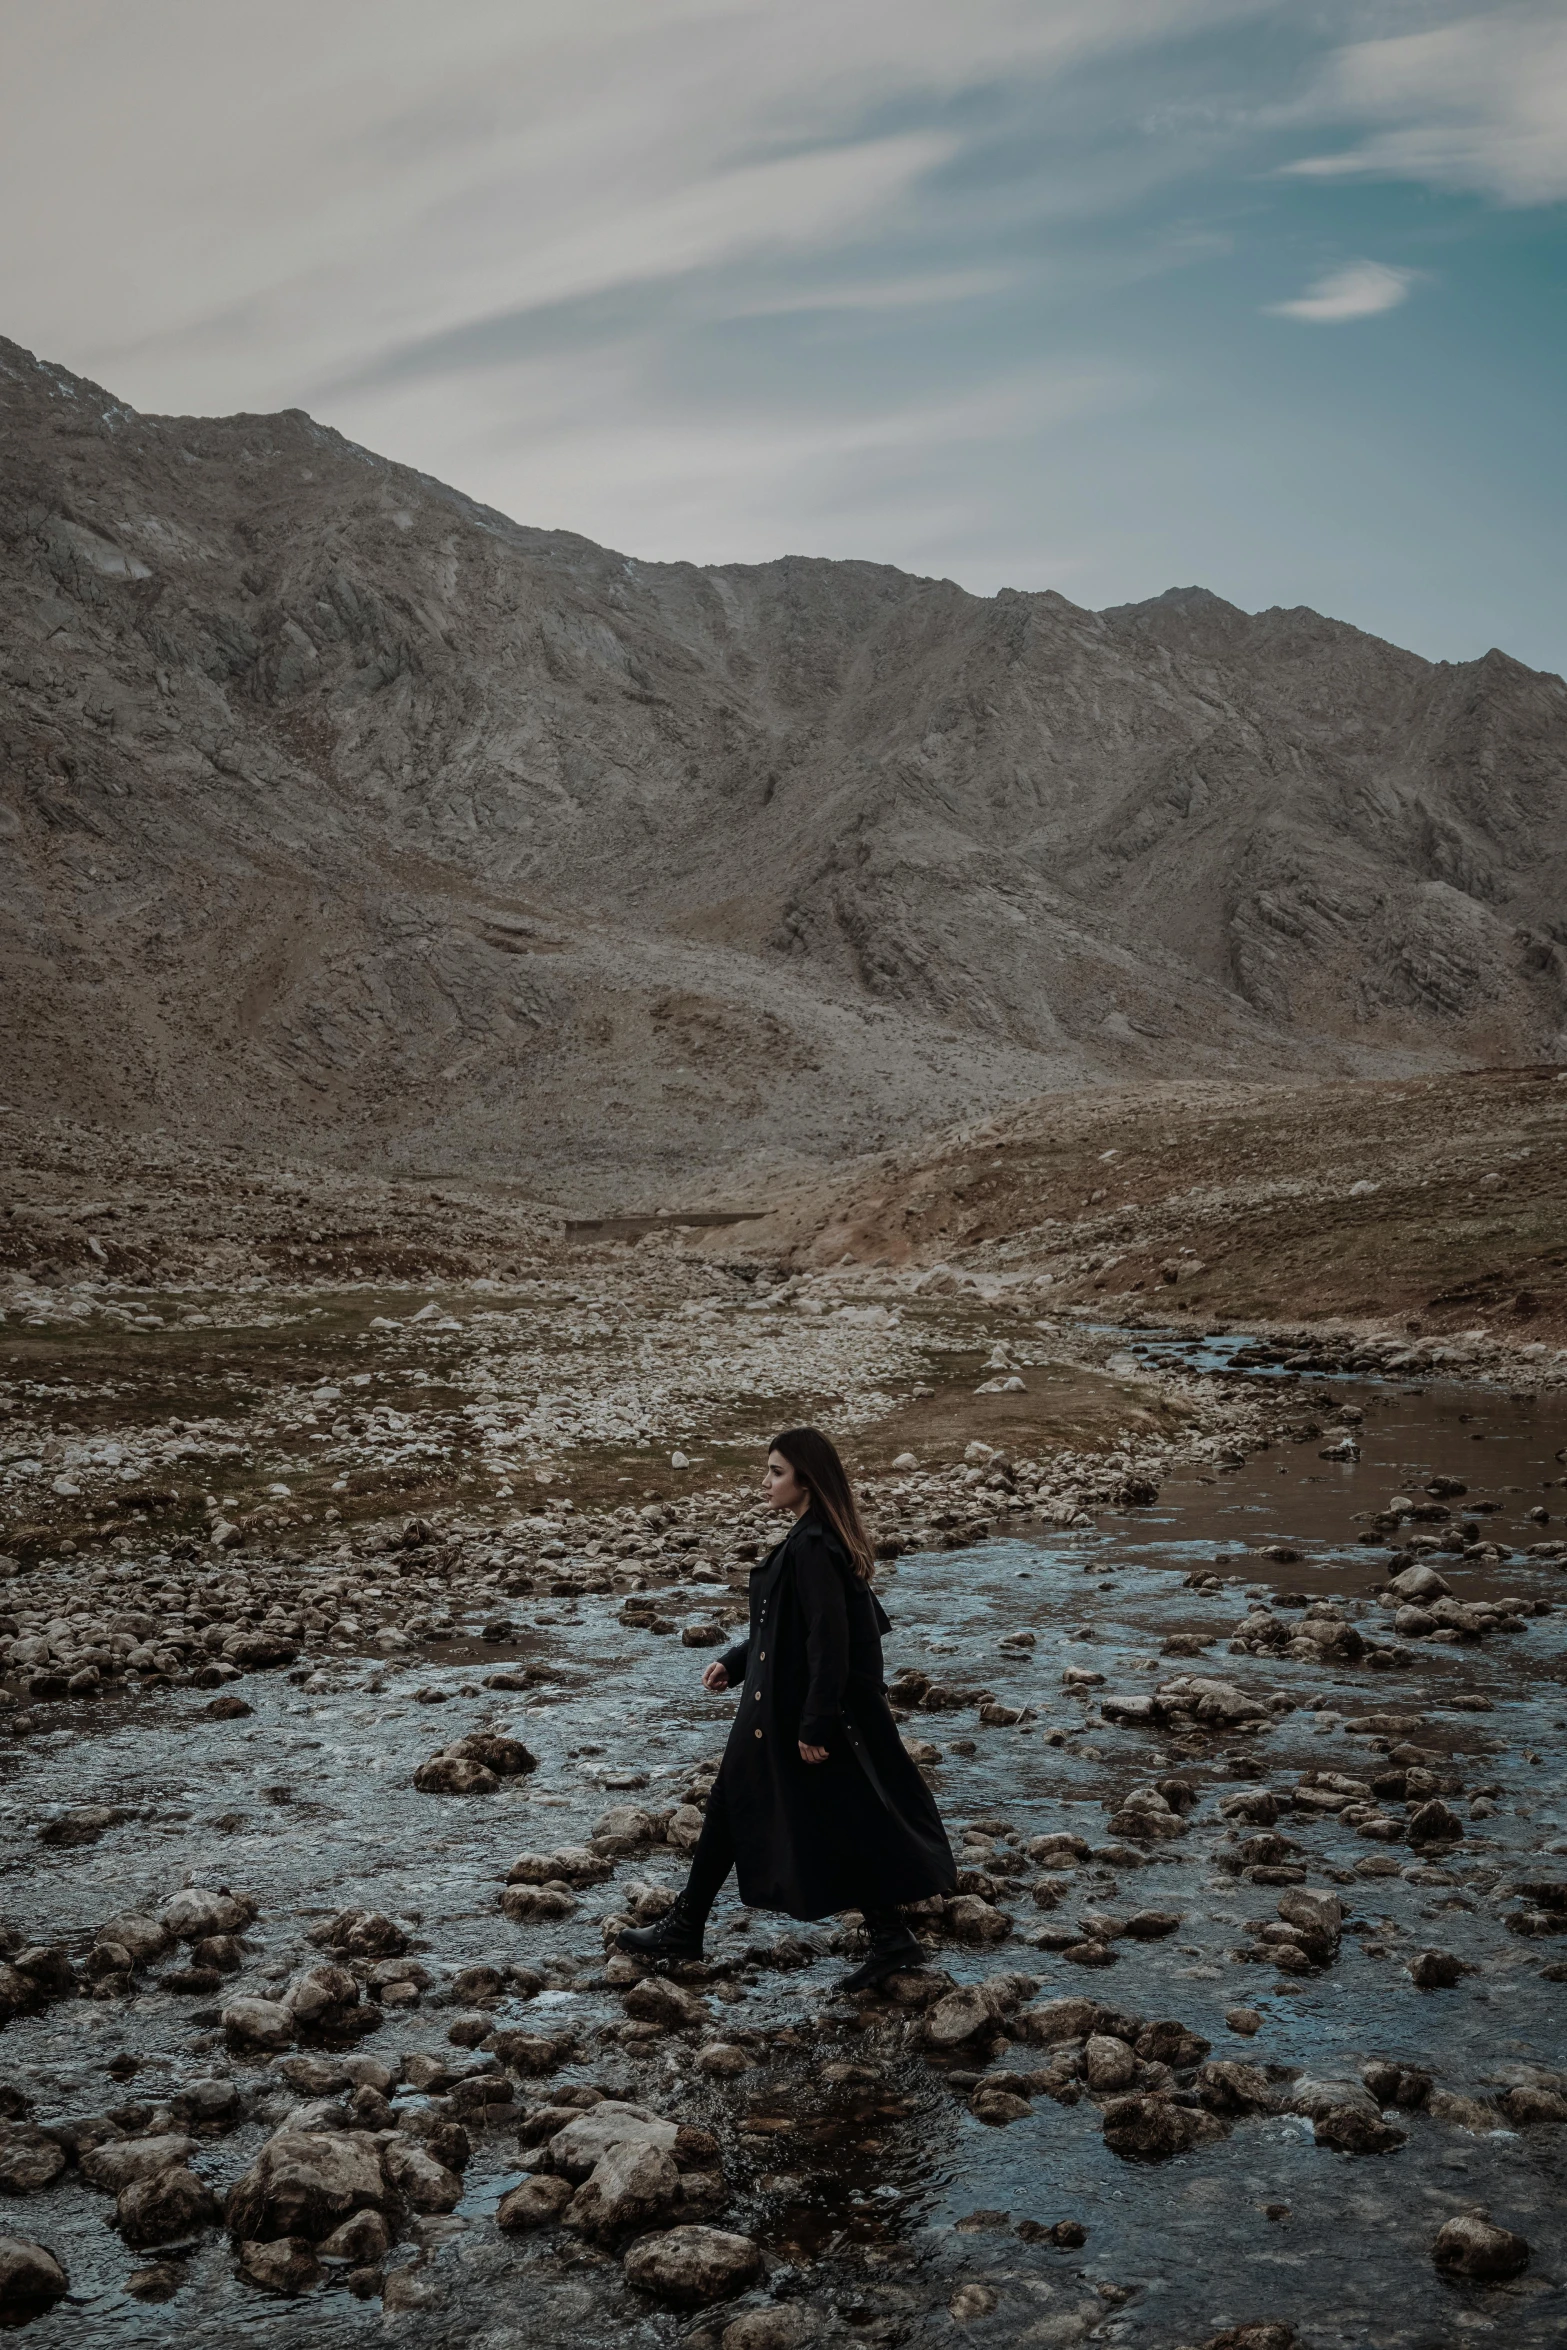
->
769, 1426, 875, 1580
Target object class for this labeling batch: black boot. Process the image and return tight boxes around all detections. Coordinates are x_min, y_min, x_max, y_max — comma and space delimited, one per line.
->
837, 1910, 926, 1996
616, 1892, 706, 1965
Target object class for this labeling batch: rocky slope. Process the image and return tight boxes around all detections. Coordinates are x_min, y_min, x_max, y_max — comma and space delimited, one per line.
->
4, 335, 1566, 1207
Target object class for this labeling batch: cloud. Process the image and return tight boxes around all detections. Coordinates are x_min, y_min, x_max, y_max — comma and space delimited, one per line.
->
1282, 6, 1567, 205
1265, 259, 1417, 323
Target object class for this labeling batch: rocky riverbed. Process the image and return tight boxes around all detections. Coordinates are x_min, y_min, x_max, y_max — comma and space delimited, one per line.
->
1, 1276, 1565, 2346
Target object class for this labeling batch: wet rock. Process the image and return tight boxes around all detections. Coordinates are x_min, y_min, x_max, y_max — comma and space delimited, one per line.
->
36, 1804, 120, 1846
1136, 2021, 1210, 2068
380, 2137, 462, 2213
721, 2307, 817, 2350
623, 2223, 763, 2306
549, 2103, 679, 2181
287, 1965, 367, 2034
923, 1976, 1031, 2049
1407, 1948, 1465, 1989
222, 1997, 296, 2052
1219, 1791, 1280, 1827
1225, 2008, 1263, 2037
565, 2139, 685, 2238
317, 2208, 392, 2263
1195, 2062, 1274, 2115
501, 1885, 578, 1923
117, 2165, 221, 2246
1101, 2094, 1226, 2162
226, 2128, 387, 2242
1026, 1833, 1092, 1866
82, 2133, 198, 2192
123, 2263, 183, 2302
1361, 2063, 1430, 2109
1389, 1564, 1450, 1602
0, 2236, 68, 2321
970, 2085, 1031, 2125
507, 1847, 613, 1887
497, 2173, 574, 2230
624, 1978, 709, 2031
1499, 2084, 1567, 2126
0, 2126, 67, 2194
1314, 2105, 1407, 2156
945, 1894, 1011, 1941
1016, 1996, 1102, 2047
485, 2028, 565, 2075
237, 2236, 321, 2294
696, 2043, 754, 2076
161, 1889, 253, 1940
1431, 2212, 1530, 2280
414, 1751, 500, 1795
1426, 2090, 1497, 2132
1084, 2035, 1138, 2092
1155, 1675, 1269, 1727
1407, 1800, 1464, 1848
1122, 1910, 1182, 1939
95, 1913, 170, 1965
310, 1909, 407, 1959
1201, 2328, 1297, 2350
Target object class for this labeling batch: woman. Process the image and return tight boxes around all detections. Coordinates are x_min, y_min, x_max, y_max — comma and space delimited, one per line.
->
618, 1426, 956, 1993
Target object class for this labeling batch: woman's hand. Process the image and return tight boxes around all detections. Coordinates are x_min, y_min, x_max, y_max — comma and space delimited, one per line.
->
702, 1661, 730, 1694
798, 1741, 829, 1764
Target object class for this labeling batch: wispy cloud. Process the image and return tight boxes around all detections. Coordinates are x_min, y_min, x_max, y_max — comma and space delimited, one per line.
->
1282, 6, 1567, 206
1265, 259, 1417, 323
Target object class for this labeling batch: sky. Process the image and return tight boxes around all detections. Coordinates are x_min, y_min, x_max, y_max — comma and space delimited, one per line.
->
4, 0, 1565, 670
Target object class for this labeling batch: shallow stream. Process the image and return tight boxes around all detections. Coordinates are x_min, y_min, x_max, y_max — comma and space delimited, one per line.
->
2, 1342, 1564, 2347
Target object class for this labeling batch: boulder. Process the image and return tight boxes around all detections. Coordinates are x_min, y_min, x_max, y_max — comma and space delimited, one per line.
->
497, 2174, 574, 2231
548, 2103, 679, 2182
1195, 2062, 1273, 2115
1431, 2213, 1530, 2280
160, 1889, 251, 1940
96, 1913, 170, 1965
1101, 2094, 1226, 2162
1084, 2035, 1137, 2092
117, 2166, 221, 2247
226, 2129, 387, 2243
286, 1966, 362, 2030
623, 1977, 709, 2031
83, 2134, 199, 2193
222, 1997, 296, 2052
316, 2208, 391, 2263
237, 2236, 321, 2295
502, 1885, 578, 1924
593, 1806, 658, 1846
622, 2224, 763, 2306
380, 2137, 462, 2213
564, 2140, 685, 2239
1016, 1996, 1102, 2047
1314, 2106, 1407, 2156
1407, 1801, 1464, 1848
311, 1909, 408, 1959
722, 2307, 817, 2350
0, 2237, 68, 2320
0, 2126, 67, 2195
1407, 1948, 1465, 1989
414, 1752, 499, 1795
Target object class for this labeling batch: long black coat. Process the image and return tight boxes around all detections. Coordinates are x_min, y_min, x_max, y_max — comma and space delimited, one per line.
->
714, 1511, 956, 1921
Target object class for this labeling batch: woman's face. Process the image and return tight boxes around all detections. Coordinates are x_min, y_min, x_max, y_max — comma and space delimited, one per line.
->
763, 1449, 809, 1514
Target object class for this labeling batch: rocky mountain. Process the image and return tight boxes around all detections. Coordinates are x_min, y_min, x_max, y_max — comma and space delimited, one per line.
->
3, 334, 1565, 1208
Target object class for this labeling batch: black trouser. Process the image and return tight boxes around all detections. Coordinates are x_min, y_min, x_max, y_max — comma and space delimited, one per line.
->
680, 1779, 900, 1937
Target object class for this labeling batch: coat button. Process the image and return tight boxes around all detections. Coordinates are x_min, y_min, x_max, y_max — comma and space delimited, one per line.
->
759, 1650, 766, 1661
754, 1727, 763, 1739
753, 1690, 761, 1701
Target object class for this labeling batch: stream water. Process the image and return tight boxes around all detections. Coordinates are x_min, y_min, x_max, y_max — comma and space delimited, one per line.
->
2, 1340, 1564, 2347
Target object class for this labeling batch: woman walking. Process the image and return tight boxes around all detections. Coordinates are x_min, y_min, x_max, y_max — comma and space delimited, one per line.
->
619, 1426, 956, 1993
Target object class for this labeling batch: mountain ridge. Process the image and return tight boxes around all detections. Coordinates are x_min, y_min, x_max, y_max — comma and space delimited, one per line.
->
3, 333, 1565, 1207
